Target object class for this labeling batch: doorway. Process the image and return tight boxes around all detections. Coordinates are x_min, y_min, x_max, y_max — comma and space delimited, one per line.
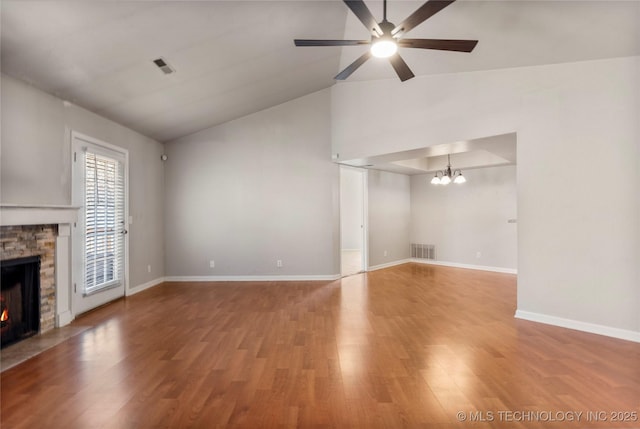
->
340, 167, 367, 276
71, 132, 129, 315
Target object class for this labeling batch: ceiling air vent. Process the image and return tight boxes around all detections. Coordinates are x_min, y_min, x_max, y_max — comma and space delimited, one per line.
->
153, 57, 175, 75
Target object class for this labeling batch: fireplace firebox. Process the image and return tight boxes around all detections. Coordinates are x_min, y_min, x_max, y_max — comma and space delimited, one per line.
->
1, 256, 41, 348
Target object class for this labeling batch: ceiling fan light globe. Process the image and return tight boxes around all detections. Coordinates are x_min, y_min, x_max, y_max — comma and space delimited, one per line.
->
371, 39, 398, 58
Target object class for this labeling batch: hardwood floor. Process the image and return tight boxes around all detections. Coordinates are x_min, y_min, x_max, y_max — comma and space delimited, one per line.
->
1, 263, 639, 428
341, 249, 362, 277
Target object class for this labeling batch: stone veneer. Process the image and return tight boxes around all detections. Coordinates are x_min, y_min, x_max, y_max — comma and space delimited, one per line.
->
0, 225, 57, 333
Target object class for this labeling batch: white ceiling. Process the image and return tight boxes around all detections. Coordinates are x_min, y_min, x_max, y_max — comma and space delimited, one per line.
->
339, 0, 640, 81
340, 132, 517, 175
1, 1, 347, 142
2, 1, 639, 143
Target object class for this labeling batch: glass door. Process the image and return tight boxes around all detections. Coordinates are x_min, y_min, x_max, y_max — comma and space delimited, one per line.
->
72, 132, 128, 315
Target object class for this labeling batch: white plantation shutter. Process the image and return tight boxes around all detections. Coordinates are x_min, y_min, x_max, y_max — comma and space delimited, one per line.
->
84, 151, 125, 294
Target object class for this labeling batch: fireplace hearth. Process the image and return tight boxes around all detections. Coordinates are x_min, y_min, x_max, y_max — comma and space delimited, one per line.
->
1, 256, 41, 348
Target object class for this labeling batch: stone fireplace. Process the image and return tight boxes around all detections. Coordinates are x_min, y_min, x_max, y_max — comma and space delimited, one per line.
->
0, 205, 78, 345
1, 225, 56, 336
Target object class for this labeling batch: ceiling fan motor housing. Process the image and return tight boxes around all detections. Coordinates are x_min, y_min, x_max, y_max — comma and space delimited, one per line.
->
375, 20, 396, 38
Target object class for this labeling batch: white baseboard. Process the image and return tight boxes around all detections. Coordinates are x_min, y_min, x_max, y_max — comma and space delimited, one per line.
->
515, 310, 640, 343
56, 310, 74, 327
411, 258, 517, 274
164, 274, 341, 282
127, 277, 165, 295
367, 259, 412, 272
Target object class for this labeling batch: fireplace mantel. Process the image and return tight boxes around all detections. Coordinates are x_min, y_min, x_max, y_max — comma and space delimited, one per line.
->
0, 204, 80, 226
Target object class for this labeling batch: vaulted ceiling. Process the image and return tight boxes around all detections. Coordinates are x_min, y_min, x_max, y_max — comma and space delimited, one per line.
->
2, 1, 639, 143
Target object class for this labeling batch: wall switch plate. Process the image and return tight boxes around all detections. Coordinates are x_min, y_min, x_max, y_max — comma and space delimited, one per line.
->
276, 260, 283, 268
476, 252, 482, 258
209, 260, 215, 268
129, 216, 134, 224
383, 250, 388, 257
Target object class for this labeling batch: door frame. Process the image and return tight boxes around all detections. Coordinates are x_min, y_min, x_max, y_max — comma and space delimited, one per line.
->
71, 131, 130, 316
339, 165, 368, 275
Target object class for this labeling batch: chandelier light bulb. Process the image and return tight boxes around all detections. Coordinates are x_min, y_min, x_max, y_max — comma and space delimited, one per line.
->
431, 175, 441, 185
440, 175, 451, 185
454, 173, 466, 184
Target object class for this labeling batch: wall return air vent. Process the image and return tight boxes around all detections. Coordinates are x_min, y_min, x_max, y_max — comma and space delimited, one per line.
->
411, 243, 436, 260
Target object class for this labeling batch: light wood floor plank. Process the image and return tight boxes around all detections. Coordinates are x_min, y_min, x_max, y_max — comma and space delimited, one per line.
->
2, 263, 639, 428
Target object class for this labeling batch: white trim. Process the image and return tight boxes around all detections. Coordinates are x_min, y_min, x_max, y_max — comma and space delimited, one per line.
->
165, 274, 341, 282
127, 277, 165, 295
367, 259, 412, 271
362, 170, 369, 272
56, 311, 74, 327
71, 131, 128, 157
0, 205, 80, 226
411, 258, 518, 274
515, 310, 640, 343
55, 225, 73, 327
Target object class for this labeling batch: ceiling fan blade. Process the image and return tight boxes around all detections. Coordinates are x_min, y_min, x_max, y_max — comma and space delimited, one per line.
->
294, 39, 370, 47
389, 53, 415, 82
392, 0, 456, 37
335, 51, 372, 80
398, 38, 478, 52
344, 0, 382, 36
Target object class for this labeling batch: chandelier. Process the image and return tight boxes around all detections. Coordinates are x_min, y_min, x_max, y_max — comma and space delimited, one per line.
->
430, 154, 466, 185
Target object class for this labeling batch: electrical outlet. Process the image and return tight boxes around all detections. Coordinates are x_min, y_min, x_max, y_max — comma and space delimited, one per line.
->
209, 260, 215, 268
276, 260, 283, 268
476, 251, 482, 258
383, 250, 388, 257
147, 265, 151, 273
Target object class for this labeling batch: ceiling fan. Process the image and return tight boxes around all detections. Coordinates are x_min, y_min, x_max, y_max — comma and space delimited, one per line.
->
294, 0, 478, 82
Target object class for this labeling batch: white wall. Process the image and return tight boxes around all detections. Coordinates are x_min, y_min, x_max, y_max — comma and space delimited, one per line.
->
164, 89, 340, 279
367, 169, 411, 268
411, 165, 517, 270
332, 56, 640, 338
340, 167, 364, 250
1, 74, 166, 290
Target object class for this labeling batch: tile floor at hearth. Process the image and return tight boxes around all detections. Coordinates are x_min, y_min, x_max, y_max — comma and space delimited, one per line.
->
1, 325, 90, 372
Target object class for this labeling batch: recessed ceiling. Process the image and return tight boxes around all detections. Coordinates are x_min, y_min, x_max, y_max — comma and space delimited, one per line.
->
1, 1, 638, 143
340, 133, 517, 175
